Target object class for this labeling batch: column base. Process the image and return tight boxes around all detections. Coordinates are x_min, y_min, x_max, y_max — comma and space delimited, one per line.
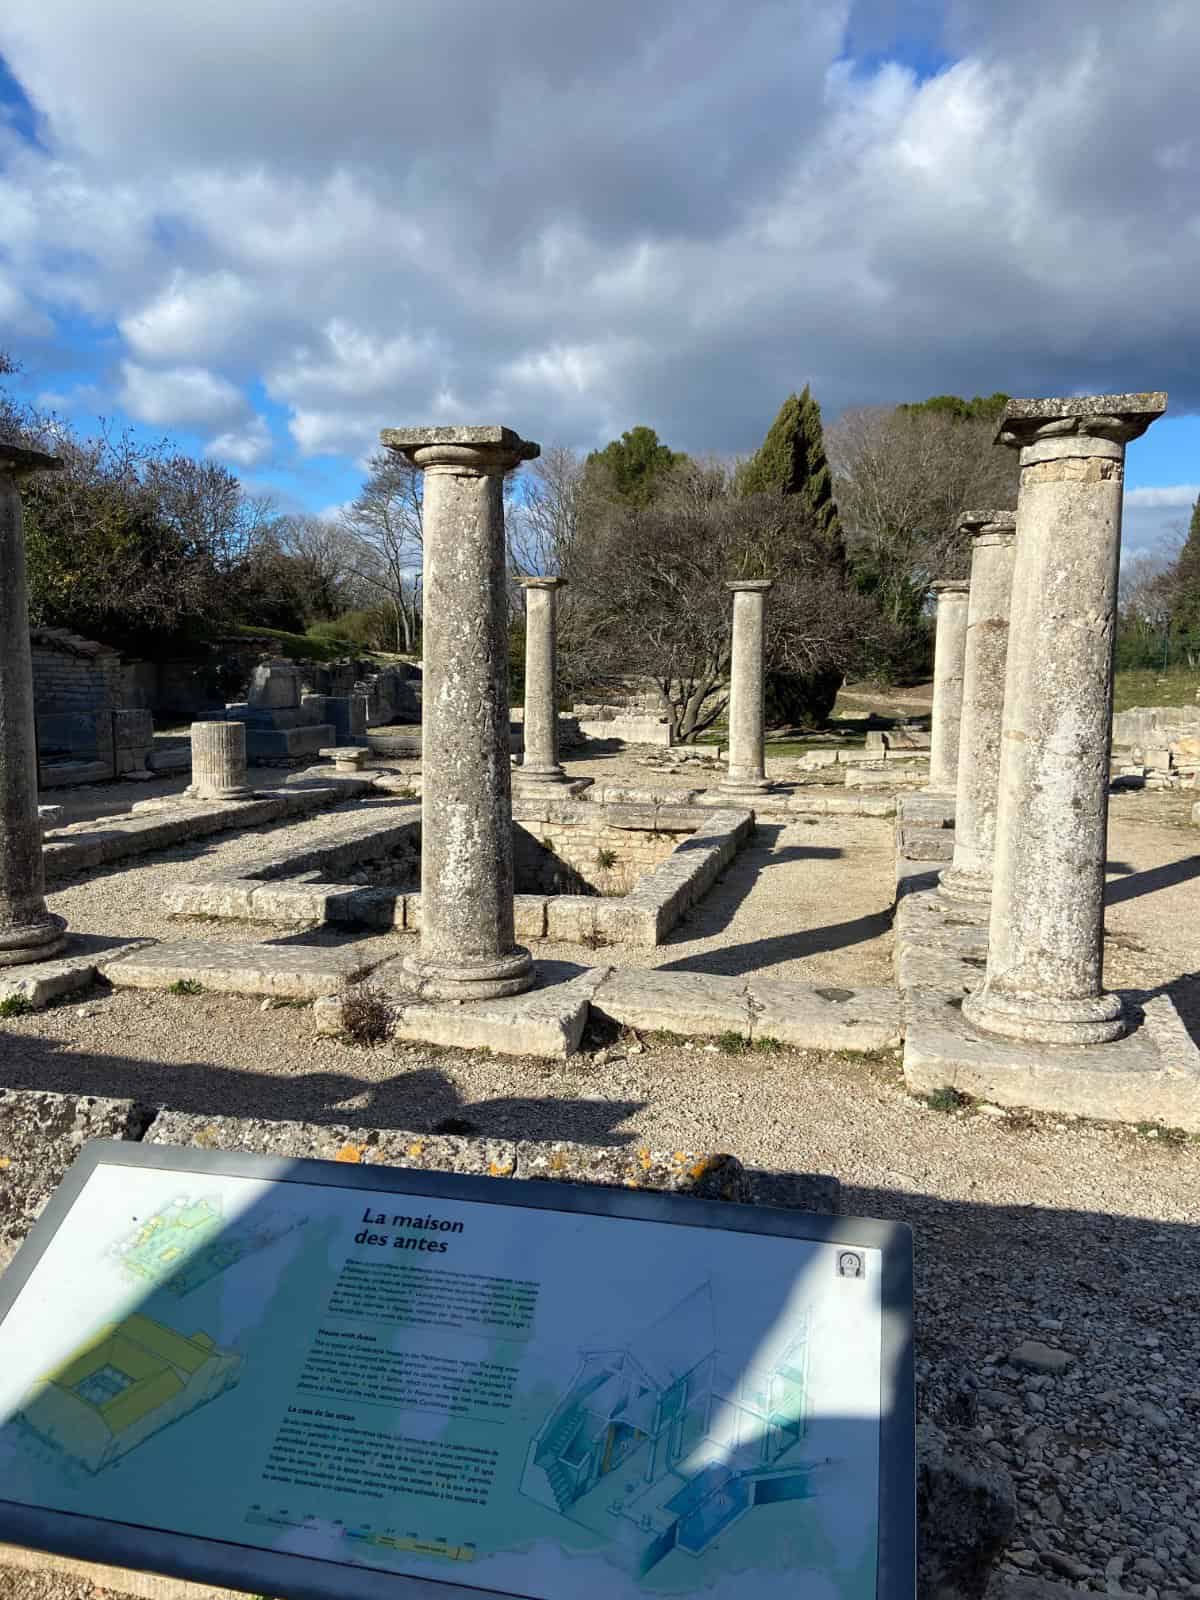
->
402, 947, 535, 1001
516, 764, 570, 786
0, 913, 69, 968
936, 865, 992, 908
184, 785, 257, 802
718, 776, 773, 798
961, 981, 1125, 1046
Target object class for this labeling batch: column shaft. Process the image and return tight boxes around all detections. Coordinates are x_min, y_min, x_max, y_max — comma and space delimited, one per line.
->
381, 427, 538, 1000
963, 393, 1166, 1045
519, 579, 566, 784
721, 581, 772, 795
926, 582, 970, 795
0, 446, 67, 966
938, 515, 1016, 905
189, 721, 251, 800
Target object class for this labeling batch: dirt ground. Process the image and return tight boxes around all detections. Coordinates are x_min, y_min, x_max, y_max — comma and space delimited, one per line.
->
4, 753, 1199, 1599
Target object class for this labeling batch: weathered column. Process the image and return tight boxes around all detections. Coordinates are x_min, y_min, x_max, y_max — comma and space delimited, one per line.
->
0, 443, 68, 967
925, 580, 970, 795
381, 425, 538, 1000
189, 721, 253, 801
720, 579, 773, 796
937, 512, 1017, 906
517, 577, 567, 786
963, 393, 1167, 1045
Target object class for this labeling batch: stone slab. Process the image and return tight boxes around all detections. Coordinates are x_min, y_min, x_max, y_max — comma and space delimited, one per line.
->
105, 940, 383, 999
748, 976, 902, 1052
591, 967, 754, 1038
0, 936, 151, 1010
903, 988, 1200, 1131
388, 963, 610, 1059
0, 1088, 151, 1272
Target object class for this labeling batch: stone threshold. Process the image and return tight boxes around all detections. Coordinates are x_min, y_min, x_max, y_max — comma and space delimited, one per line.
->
892, 797, 1200, 1131
162, 806, 754, 949
0, 935, 153, 1010
41, 776, 378, 881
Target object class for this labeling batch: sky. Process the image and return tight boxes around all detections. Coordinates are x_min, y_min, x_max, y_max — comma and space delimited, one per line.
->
0, 0, 1196, 556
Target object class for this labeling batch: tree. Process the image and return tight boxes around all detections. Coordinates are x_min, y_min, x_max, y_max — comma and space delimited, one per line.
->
1171, 494, 1200, 635
339, 449, 424, 653
582, 426, 688, 508
509, 444, 583, 577
566, 460, 885, 741
736, 386, 843, 557
827, 395, 1018, 673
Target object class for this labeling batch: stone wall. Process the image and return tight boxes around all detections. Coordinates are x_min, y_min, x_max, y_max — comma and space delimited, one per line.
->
30, 628, 154, 781
513, 807, 683, 895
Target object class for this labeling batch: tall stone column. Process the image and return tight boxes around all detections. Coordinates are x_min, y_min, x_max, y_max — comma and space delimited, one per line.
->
517, 577, 567, 786
189, 721, 252, 801
720, 579, 772, 796
925, 580, 970, 795
381, 425, 539, 1001
937, 512, 1017, 906
0, 443, 68, 967
963, 393, 1167, 1045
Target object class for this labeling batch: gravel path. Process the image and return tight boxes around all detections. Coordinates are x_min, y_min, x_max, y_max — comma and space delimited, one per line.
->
3, 760, 1199, 1598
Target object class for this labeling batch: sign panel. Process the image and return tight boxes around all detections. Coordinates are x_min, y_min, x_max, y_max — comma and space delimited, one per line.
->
0, 1142, 914, 1600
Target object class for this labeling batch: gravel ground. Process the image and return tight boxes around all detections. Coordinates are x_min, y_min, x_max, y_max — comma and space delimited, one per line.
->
4, 756, 1199, 1598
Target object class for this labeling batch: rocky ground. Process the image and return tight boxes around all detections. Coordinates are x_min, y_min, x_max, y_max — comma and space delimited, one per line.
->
4, 750, 1199, 1599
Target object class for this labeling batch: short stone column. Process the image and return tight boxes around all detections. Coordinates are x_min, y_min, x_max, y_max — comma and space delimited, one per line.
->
926, 580, 970, 795
518, 577, 568, 786
189, 722, 253, 800
720, 580, 773, 796
381, 425, 539, 1000
0, 442, 68, 967
938, 512, 1017, 906
963, 393, 1167, 1045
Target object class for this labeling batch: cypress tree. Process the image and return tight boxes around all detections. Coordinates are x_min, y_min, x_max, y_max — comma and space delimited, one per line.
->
1172, 494, 1200, 634
738, 386, 844, 559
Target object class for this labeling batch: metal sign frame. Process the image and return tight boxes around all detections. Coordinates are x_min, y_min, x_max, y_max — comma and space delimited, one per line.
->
0, 1139, 915, 1600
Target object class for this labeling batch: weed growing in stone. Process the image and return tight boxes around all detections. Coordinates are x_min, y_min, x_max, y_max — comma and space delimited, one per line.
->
923, 1086, 972, 1112
717, 1031, 751, 1055
167, 979, 204, 997
753, 1036, 783, 1054
1136, 1121, 1192, 1146
341, 985, 392, 1046
595, 846, 618, 870
0, 994, 32, 1018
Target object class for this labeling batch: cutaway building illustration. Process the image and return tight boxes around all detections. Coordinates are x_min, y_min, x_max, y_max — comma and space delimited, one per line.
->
521, 1283, 818, 1575
20, 1313, 242, 1473
117, 1194, 304, 1296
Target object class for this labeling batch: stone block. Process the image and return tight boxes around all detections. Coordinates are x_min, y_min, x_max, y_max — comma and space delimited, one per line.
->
748, 977, 902, 1052
164, 878, 260, 919
105, 940, 382, 1000
903, 988, 1200, 1131
916, 1421, 1017, 1600
546, 896, 599, 942
518, 1142, 751, 1201
1145, 746, 1172, 772
591, 968, 753, 1038
388, 963, 608, 1059
0, 936, 151, 1011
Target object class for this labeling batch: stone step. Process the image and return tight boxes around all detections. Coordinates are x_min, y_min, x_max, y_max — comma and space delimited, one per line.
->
105, 940, 382, 999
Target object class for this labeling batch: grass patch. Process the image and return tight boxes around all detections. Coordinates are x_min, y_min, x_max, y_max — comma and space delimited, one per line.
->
717, 1031, 752, 1055
1112, 666, 1200, 714
752, 1035, 784, 1054
1136, 1120, 1193, 1146
167, 978, 204, 996
0, 994, 32, 1018
923, 1086, 972, 1112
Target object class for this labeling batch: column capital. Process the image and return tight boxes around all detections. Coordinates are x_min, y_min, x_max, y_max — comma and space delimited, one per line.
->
519, 576, 567, 591
380, 425, 539, 475
0, 441, 62, 478
995, 393, 1166, 451
930, 579, 969, 596
957, 508, 1015, 535
726, 578, 773, 593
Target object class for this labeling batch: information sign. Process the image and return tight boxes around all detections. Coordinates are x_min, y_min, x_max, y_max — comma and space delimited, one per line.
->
0, 1141, 914, 1599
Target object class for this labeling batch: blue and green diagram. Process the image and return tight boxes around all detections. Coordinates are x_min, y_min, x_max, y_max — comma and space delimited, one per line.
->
115, 1194, 304, 1297
520, 1282, 818, 1576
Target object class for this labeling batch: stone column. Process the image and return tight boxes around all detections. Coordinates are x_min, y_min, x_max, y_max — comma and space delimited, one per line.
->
517, 577, 567, 786
963, 393, 1167, 1045
926, 580, 970, 795
0, 443, 68, 968
937, 512, 1017, 906
720, 579, 773, 796
189, 721, 253, 801
381, 425, 539, 1000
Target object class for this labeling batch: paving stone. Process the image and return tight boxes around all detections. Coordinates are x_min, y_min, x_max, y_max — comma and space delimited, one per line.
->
386, 962, 609, 1059
0, 935, 150, 1010
903, 988, 1200, 1132
105, 939, 382, 1000
748, 976, 902, 1052
592, 967, 753, 1038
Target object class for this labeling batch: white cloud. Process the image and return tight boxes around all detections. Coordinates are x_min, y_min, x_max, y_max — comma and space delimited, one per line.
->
205, 415, 273, 467
120, 270, 264, 364
117, 361, 248, 428
1124, 485, 1200, 509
